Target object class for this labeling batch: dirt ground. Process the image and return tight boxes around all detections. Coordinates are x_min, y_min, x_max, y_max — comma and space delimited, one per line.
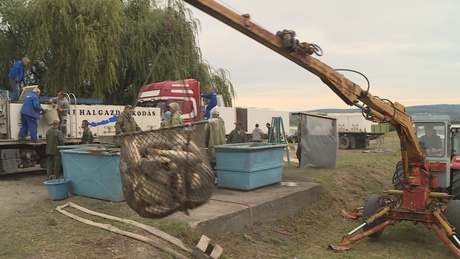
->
0, 170, 181, 258
0, 171, 48, 221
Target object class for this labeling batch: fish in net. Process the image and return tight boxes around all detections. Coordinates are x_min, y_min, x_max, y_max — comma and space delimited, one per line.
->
119, 122, 215, 218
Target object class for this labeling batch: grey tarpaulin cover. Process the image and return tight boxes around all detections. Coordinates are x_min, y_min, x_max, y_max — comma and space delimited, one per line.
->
299, 113, 338, 168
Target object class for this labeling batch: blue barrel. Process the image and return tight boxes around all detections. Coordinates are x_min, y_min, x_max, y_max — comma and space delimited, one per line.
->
44, 179, 71, 200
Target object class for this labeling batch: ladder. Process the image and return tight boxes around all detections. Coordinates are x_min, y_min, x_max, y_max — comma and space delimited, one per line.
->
268, 117, 290, 166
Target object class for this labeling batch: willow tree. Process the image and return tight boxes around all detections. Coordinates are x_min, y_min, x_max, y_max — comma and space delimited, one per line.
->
27, 0, 124, 97
1, 0, 235, 105
115, 0, 235, 105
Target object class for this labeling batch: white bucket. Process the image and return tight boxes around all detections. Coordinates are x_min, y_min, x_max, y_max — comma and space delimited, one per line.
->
43, 109, 60, 125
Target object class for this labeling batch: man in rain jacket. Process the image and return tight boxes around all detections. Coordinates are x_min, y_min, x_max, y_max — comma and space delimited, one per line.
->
163, 102, 184, 127
115, 105, 141, 134
205, 108, 227, 164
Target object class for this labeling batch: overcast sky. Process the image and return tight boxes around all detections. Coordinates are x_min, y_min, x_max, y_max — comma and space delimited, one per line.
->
184, 0, 460, 112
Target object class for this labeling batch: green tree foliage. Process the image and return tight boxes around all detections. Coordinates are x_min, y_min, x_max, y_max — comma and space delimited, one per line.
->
27, 0, 124, 97
0, 0, 235, 106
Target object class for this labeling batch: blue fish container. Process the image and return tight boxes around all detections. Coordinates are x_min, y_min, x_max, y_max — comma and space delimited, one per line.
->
44, 179, 71, 200
60, 148, 124, 202
214, 143, 287, 191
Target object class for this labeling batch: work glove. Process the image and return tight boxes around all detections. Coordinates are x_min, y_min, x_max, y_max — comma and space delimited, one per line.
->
51, 102, 56, 108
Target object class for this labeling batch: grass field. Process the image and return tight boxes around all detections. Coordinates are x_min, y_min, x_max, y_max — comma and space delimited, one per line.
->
0, 132, 458, 258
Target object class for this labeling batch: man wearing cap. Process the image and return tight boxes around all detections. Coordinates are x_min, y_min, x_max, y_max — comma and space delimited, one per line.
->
228, 121, 247, 144
45, 120, 65, 180
115, 105, 141, 134
19, 87, 44, 142
49, 91, 70, 135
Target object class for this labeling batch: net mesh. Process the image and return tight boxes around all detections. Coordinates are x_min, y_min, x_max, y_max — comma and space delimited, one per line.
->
119, 122, 214, 218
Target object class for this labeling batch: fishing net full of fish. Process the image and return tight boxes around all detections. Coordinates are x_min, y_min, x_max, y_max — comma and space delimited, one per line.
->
119, 122, 215, 218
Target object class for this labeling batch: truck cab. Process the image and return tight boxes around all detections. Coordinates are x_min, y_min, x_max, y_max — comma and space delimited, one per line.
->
137, 78, 200, 123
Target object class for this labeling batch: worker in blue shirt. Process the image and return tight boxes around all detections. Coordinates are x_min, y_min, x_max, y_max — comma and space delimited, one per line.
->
201, 87, 217, 120
19, 88, 44, 143
8, 57, 30, 102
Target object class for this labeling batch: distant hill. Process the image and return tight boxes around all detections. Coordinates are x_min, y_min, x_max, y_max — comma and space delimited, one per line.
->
289, 104, 460, 126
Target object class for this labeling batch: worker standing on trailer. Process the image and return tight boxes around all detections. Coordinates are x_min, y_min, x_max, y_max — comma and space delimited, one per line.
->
49, 91, 70, 136
81, 120, 94, 144
19, 87, 43, 143
8, 57, 30, 102
115, 105, 141, 134
45, 120, 65, 180
201, 87, 217, 120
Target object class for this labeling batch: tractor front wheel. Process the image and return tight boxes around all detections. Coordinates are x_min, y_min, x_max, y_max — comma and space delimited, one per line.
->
451, 171, 460, 200
447, 200, 460, 248
363, 194, 386, 238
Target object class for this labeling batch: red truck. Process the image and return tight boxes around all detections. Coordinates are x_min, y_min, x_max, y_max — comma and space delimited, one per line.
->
137, 78, 201, 123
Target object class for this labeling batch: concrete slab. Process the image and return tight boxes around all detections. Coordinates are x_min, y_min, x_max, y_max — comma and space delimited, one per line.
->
169, 181, 322, 238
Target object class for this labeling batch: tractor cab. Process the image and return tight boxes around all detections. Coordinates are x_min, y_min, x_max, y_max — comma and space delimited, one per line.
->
412, 114, 451, 189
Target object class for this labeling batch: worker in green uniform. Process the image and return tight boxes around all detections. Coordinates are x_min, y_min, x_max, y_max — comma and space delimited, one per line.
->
81, 120, 93, 144
228, 121, 247, 143
115, 105, 141, 134
45, 119, 65, 180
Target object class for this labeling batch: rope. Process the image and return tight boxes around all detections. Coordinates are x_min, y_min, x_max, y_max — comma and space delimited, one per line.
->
55, 202, 192, 258
166, 8, 196, 123
133, 48, 164, 109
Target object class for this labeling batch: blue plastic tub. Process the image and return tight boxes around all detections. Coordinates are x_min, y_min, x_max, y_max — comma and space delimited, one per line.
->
60, 148, 124, 202
214, 143, 286, 191
44, 179, 71, 200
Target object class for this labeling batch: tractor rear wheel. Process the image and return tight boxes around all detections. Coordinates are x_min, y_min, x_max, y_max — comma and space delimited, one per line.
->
363, 194, 386, 238
451, 171, 460, 200
447, 200, 460, 248
392, 161, 404, 190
